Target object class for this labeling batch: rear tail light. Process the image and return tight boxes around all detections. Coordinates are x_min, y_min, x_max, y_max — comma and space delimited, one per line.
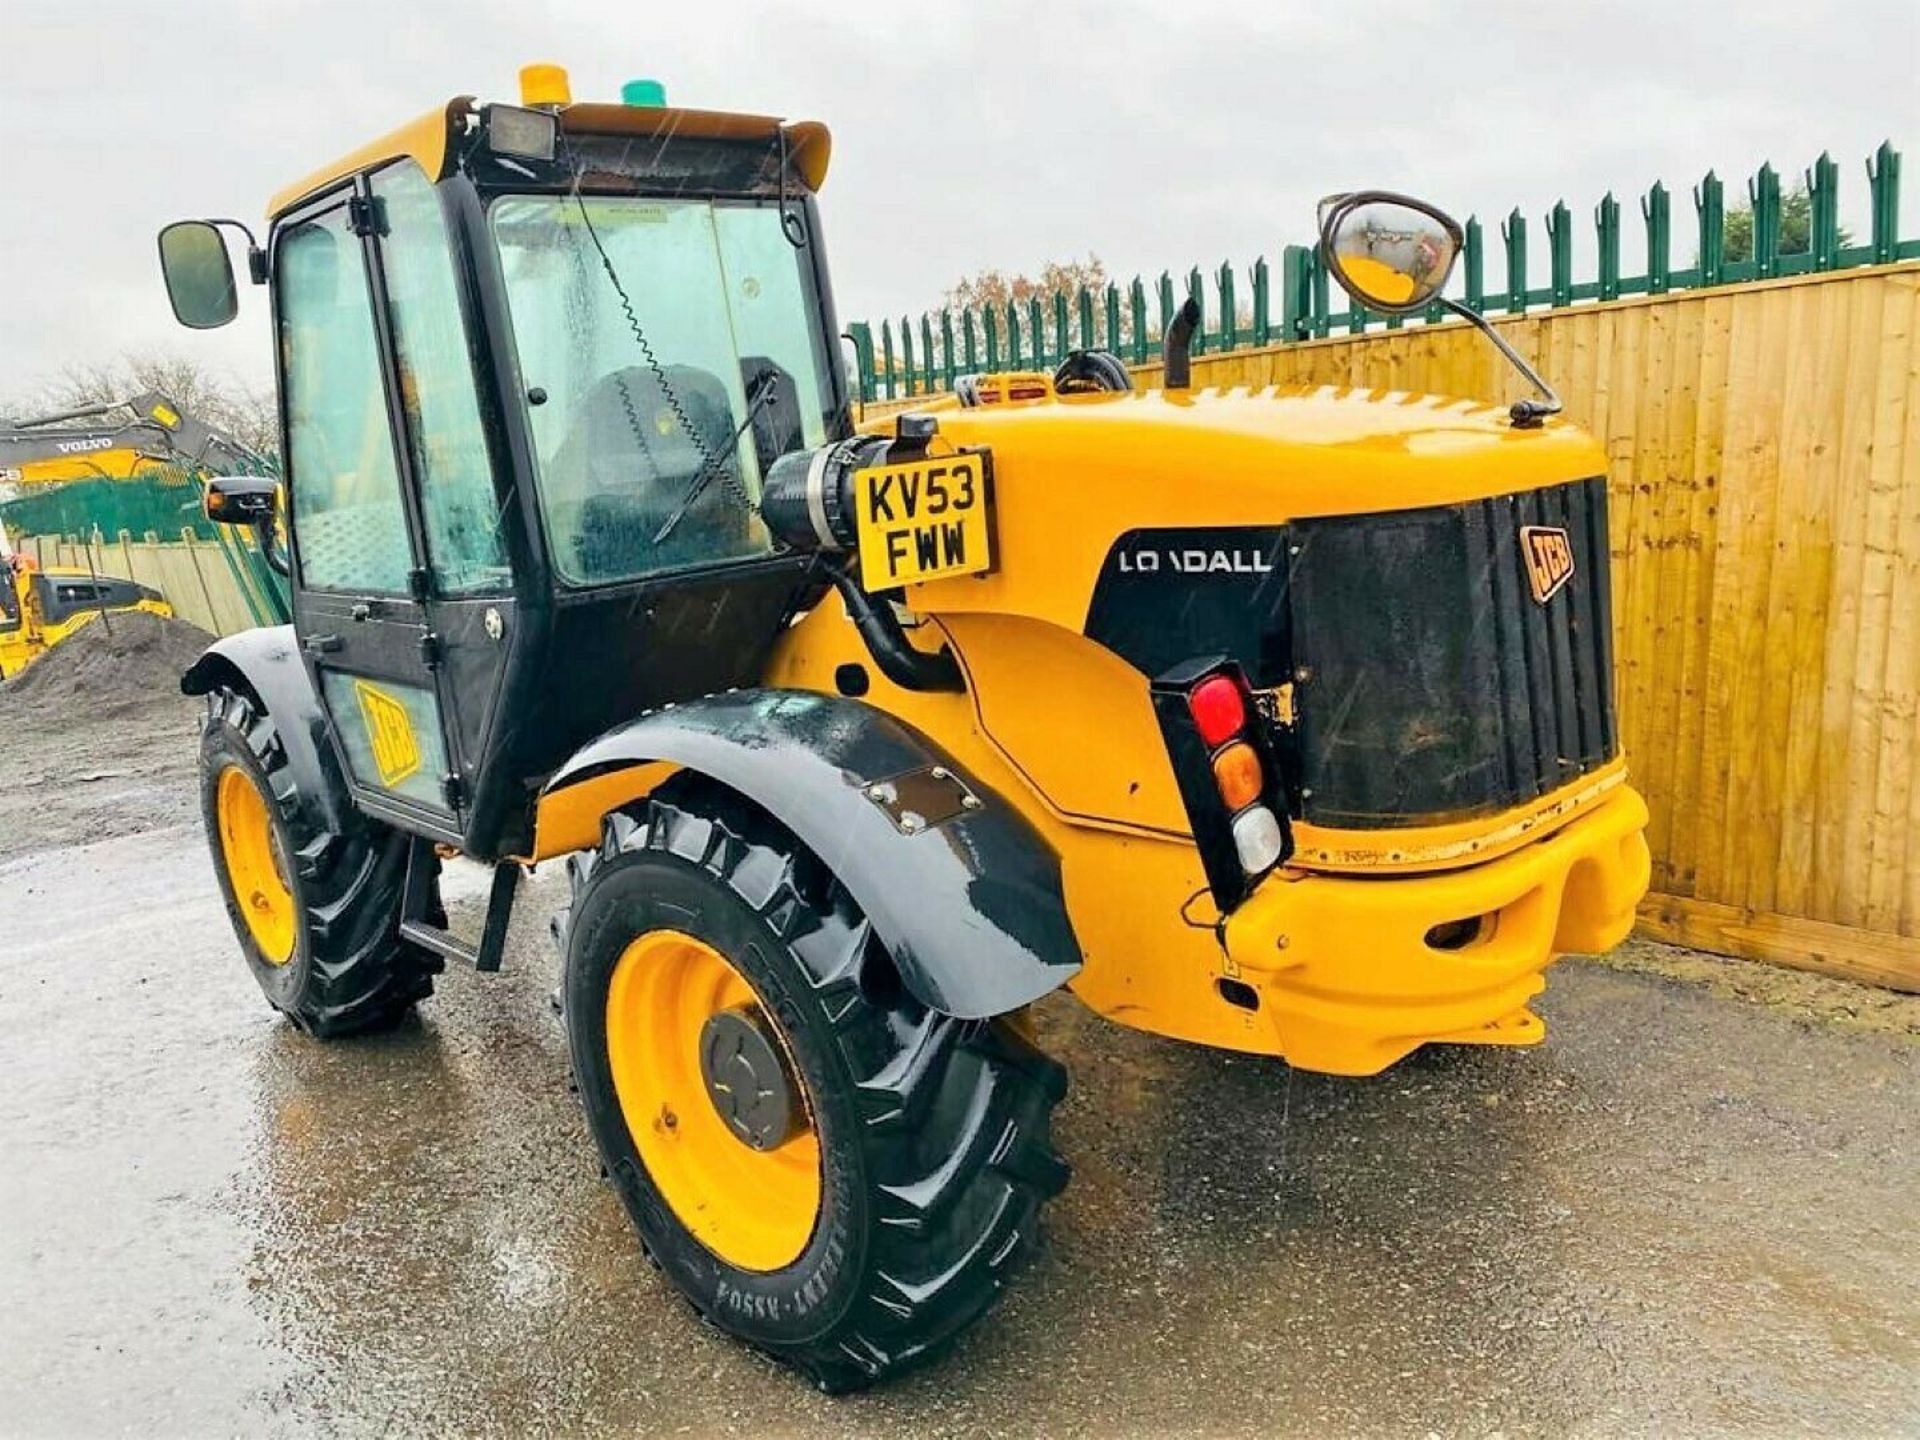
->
1150, 657, 1295, 911
1188, 675, 1246, 747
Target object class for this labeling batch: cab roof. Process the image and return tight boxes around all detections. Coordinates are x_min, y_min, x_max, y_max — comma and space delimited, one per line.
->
266, 96, 832, 220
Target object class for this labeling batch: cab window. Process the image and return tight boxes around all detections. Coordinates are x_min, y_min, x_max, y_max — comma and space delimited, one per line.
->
489, 195, 835, 586
279, 206, 414, 595
371, 162, 510, 595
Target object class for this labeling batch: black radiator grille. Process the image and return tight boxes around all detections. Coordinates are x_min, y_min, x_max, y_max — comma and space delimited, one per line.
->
1287, 476, 1616, 828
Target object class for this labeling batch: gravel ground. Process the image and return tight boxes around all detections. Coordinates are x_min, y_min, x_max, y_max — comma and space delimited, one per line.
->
0, 612, 209, 860
1, 625, 1915, 1437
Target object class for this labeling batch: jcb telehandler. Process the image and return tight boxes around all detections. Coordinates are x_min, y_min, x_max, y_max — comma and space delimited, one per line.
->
161, 65, 1650, 1389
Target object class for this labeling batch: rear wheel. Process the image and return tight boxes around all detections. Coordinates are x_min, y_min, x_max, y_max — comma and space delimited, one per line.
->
199, 685, 440, 1036
558, 782, 1069, 1391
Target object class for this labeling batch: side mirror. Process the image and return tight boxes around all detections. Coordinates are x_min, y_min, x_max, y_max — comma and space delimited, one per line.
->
205, 476, 291, 576
158, 221, 239, 329
1317, 192, 1463, 315
204, 476, 278, 525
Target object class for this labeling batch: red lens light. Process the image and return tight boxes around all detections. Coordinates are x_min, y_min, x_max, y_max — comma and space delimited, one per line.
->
1188, 674, 1246, 747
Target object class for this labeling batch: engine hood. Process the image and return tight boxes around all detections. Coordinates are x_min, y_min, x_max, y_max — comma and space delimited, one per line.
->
886, 383, 1608, 635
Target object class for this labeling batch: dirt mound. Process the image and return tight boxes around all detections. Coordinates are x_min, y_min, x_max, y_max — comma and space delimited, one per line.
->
0, 610, 215, 711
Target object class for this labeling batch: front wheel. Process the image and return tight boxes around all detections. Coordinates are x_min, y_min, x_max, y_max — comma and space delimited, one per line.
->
199, 685, 440, 1037
559, 783, 1069, 1391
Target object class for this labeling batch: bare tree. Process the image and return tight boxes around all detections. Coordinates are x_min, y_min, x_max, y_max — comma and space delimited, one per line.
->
939, 255, 1253, 352
945, 254, 1111, 315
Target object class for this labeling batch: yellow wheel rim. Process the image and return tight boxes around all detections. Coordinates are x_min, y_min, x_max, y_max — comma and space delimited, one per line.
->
216, 764, 295, 966
606, 930, 822, 1272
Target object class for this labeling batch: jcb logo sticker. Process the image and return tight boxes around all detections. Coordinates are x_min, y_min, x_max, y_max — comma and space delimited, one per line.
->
355, 680, 421, 787
1520, 525, 1575, 604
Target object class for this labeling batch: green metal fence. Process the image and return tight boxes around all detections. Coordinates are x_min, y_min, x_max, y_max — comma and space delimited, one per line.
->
847, 141, 1919, 403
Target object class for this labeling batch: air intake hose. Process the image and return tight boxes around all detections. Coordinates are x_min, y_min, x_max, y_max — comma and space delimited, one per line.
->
1163, 297, 1201, 390
1053, 348, 1133, 394
760, 434, 890, 554
759, 430, 964, 693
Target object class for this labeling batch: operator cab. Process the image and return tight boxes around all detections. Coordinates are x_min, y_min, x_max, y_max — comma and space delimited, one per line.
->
160, 68, 850, 857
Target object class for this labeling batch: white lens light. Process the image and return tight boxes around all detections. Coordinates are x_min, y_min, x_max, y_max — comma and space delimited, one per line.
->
1230, 806, 1286, 874
487, 104, 558, 161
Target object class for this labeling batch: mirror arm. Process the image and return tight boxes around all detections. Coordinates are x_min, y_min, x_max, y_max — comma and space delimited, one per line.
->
202, 217, 269, 284
1438, 297, 1563, 429
256, 515, 291, 576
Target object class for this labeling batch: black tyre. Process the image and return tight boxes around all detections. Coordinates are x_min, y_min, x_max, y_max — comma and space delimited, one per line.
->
558, 780, 1069, 1391
199, 684, 440, 1037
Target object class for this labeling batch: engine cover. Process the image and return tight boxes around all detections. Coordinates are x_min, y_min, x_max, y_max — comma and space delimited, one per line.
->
1083, 476, 1619, 829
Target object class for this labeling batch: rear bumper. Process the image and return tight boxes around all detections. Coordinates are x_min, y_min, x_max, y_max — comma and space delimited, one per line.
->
1221, 785, 1651, 1076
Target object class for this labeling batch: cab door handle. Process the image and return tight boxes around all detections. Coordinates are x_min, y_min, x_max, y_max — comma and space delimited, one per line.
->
302, 632, 342, 655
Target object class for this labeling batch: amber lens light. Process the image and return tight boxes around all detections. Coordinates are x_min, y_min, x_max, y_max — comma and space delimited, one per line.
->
1211, 742, 1264, 810
1188, 675, 1246, 747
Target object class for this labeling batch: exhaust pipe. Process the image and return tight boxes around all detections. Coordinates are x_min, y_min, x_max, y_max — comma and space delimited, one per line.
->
1163, 297, 1201, 390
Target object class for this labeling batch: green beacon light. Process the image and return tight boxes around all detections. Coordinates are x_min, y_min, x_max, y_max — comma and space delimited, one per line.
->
621, 79, 667, 108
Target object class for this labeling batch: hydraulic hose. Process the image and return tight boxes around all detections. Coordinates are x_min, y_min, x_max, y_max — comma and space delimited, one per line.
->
823, 560, 964, 694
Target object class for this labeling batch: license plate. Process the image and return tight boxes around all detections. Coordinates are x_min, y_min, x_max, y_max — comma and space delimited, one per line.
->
852, 450, 993, 588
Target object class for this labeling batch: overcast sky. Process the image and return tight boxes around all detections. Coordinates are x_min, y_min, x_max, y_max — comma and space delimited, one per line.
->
5, 0, 1915, 405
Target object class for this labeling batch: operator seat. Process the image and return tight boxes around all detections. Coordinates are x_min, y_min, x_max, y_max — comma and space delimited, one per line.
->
547, 363, 752, 581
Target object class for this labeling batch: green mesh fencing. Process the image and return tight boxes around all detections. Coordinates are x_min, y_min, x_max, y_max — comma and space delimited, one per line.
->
0, 472, 213, 541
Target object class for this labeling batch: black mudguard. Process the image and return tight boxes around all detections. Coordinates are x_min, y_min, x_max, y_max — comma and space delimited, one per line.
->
180, 626, 351, 834
546, 689, 1083, 1020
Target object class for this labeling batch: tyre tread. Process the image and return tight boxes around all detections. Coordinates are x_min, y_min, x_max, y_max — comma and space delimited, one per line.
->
202, 683, 436, 1038
558, 778, 1069, 1392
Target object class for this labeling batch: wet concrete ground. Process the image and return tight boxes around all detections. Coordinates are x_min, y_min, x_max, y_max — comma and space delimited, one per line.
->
3, 822, 1917, 1438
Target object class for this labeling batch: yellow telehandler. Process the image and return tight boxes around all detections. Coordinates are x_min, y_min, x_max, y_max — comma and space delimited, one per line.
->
160, 64, 1650, 1389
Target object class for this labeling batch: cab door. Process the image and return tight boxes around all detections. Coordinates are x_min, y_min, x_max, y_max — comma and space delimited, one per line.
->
278, 185, 461, 841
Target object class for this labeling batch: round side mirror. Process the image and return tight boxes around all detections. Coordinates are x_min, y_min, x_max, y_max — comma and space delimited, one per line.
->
158, 220, 239, 330
1317, 193, 1464, 315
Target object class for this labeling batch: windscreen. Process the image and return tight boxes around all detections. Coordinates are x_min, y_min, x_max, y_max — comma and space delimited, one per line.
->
489, 195, 837, 585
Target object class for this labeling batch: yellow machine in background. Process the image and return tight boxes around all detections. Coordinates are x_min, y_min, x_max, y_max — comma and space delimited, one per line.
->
0, 541, 173, 681
0, 395, 264, 677
0, 392, 264, 488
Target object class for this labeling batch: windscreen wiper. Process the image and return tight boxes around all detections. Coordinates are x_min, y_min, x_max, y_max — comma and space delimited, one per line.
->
651, 372, 781, 544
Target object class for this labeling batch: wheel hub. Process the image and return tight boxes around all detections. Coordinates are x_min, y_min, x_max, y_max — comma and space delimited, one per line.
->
698, 1006, 802, 1152
215, 763, 295, 966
